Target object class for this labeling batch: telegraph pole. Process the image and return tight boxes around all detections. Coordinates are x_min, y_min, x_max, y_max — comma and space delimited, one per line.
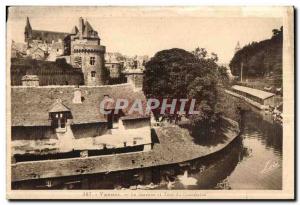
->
240, 62, 243, 82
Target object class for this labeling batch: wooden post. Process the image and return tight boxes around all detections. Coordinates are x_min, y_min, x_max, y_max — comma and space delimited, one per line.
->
240, 62, 243, 82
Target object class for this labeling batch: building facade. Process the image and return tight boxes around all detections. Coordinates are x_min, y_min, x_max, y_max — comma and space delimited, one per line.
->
23, 17, 106, 86
11, 84, 152, 162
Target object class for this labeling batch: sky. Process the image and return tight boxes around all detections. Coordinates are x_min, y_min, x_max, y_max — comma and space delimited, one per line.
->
7, 7, 283, 64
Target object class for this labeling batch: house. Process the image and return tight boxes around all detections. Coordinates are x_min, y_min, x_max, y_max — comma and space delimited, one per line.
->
11, 83, 152, 162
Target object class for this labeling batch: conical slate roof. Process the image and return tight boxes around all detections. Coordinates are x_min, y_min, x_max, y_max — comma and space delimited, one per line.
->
70, 26, 79, 35
25, 17, 32, 31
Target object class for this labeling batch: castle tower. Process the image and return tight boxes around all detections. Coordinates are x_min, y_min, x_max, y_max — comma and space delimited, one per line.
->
70, 17, 106, 86
124, 69, 144, 91
24, 17, 32, 43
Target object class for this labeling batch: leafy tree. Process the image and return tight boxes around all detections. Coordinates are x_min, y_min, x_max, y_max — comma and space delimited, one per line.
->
143, 48, 220, 133
217, 66, 229, 85
229, 27, 283, 78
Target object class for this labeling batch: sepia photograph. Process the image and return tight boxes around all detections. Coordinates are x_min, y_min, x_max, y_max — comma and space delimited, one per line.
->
6, 6, 294, 200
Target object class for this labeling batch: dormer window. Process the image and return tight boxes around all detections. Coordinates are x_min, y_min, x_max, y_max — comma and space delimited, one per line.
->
49, 99, 72, 133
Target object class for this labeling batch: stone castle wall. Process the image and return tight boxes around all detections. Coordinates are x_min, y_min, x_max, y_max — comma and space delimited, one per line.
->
71, 45, 106, 86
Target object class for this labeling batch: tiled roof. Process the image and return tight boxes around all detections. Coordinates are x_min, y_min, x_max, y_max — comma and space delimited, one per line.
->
11, 84, 148, 127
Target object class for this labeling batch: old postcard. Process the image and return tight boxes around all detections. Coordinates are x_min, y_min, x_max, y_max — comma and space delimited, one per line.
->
6, 6, 294, 200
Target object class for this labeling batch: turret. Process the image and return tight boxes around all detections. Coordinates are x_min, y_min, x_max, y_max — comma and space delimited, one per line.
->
124, 69, 144, 91
70, 17, 106, 86
24, 17, 32, 43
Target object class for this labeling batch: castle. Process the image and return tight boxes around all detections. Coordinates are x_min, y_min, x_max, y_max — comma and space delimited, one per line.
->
18, 17, 147, 88
11, 17, 152, 181
24, 17, 106, 86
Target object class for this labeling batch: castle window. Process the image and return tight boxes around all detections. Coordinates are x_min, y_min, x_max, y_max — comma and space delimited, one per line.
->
91, 71, 96, 77
90, 57, 95, 65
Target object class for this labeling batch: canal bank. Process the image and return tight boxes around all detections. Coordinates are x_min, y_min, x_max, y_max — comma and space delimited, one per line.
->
12, 117, 240, 183
13, 110, 282, 190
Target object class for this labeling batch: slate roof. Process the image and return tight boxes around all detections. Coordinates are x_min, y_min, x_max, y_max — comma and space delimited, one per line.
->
31, 30, 69, 44
232, 85, 275, 100
70, 26, 79, 35
48, 100, 71, 113
11, 84, 148, 127
82, 21, 99, 39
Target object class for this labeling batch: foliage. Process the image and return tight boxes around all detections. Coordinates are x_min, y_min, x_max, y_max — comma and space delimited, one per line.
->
143, 48, 221, 133
217, 66, 230, 85
229, 27, 283, 78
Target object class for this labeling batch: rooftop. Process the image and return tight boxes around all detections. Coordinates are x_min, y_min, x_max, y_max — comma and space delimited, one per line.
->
11, 83, 148, 127
232, 85, 275, 100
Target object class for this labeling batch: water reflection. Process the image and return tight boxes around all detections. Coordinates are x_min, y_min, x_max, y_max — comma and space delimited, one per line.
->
13, 110, 282, 190
223, 111, 282, 190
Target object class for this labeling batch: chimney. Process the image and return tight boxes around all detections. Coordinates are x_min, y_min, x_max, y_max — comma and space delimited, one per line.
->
73, 87, 82, 104
78, 17, 84, 38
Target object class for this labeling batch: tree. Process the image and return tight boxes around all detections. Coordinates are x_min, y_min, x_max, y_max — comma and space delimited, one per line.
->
229, 27, 283, 78
143, 48, 219, 132
217, 66, 229, 85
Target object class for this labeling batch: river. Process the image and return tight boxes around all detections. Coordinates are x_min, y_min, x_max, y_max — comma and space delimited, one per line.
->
13, 110, 282, 190
150, 110, 283, 190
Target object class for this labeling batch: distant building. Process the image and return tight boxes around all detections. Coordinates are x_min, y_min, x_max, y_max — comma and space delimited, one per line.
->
24, 17, 68, 45
123, 55, 149, 71
47, 42, 65, 61
104, 52, 123, 79
231, 85, 275, 108
21, 17, 106, 86
11, 17, 152, 165
235, 41, 241, 53
106, 62, 122, 78
124, 68, 144, 91
11, 41, 27, 58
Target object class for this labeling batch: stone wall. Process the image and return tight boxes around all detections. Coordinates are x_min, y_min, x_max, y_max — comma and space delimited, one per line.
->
11, 58, 84, 86
71, 45, 106, 86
